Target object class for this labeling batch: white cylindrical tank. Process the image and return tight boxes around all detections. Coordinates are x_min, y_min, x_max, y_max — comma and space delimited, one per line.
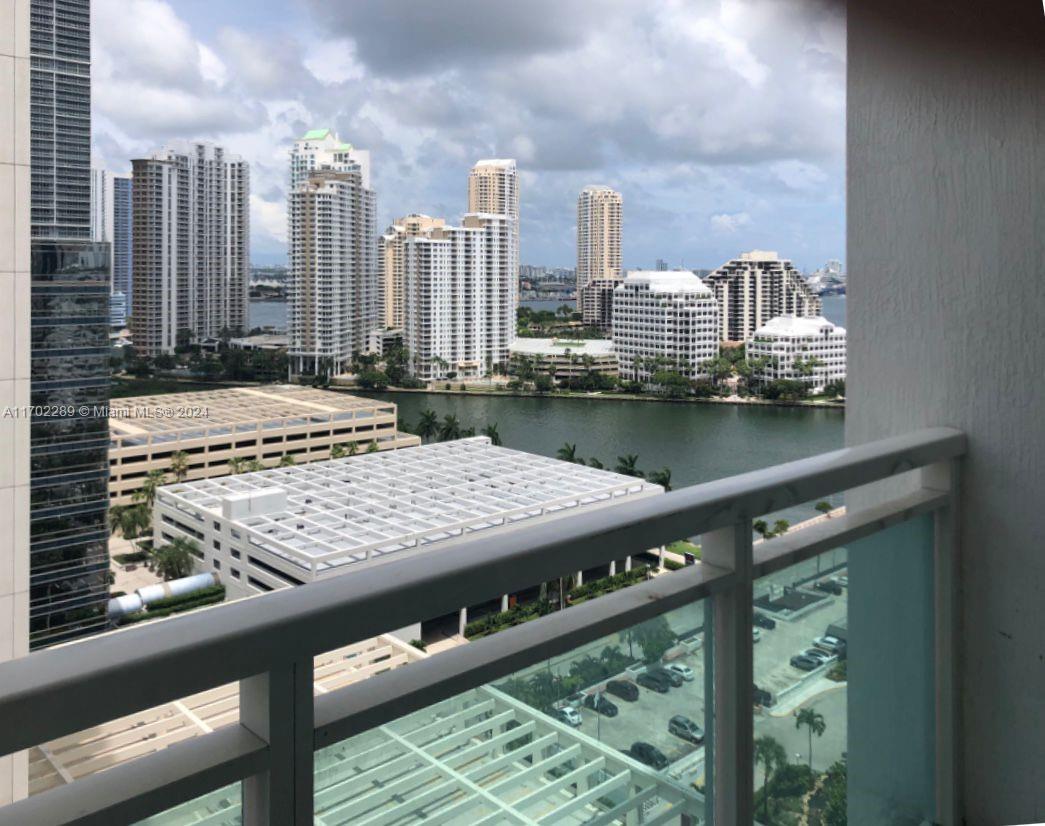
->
136, 572, 220, 605
107, 593, 144, 618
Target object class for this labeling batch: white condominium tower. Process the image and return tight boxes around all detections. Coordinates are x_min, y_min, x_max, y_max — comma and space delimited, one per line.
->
468, 159, 519, 305
381, 214, 446, 330
396, 213, 513, 380
288, 130, 378, 376
576, 185, 623, 331
703, 250, 821, 342
131, 142, 249, 355
612, 271, 720, 382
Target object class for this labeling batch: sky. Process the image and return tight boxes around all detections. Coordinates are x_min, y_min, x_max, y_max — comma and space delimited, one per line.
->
90, 0, 846, 271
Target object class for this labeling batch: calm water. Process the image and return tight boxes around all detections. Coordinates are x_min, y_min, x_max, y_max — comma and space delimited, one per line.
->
363, 391, 846, 525
255, 294, 844, 332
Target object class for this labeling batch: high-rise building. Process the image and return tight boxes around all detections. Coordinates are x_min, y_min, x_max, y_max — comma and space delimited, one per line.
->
27, 0, 112, 650
395, 213, 514, 380
90, 169, 132, 326
704, 250, 822, 342
468, 159, 518, 304
289, 168, 377, 375
380, 214, 446, 330
290, 129, 371, 193
131, 142, 249, 356
612, 271, 720, 383
1, 0, 32, 802
576, 185, 623, 331
655, 258, 669, 271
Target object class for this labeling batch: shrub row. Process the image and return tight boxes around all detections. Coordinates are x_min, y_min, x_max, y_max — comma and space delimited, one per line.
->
121, 586, 226, 624
113, 551, 149, 565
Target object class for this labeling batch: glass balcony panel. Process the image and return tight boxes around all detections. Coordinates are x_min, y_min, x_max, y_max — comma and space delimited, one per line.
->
751, 515, 935, 826
133, 782, 241, 825
314, 601, 707, 824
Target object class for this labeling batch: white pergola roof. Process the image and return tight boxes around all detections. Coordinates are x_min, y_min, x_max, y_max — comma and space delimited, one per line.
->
136, 687, 700, 826
159, 439, 661, 575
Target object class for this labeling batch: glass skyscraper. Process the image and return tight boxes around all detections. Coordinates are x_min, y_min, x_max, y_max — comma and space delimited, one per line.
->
29, 0, 111, 647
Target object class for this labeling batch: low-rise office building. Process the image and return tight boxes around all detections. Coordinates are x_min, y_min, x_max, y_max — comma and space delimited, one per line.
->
109, 386, 420, 506
153, 438, 663, 635
746, 315, 847, 390
508, 338, 618, 379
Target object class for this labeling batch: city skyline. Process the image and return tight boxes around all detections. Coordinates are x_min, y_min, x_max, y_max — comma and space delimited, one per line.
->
88, 0, 846, 271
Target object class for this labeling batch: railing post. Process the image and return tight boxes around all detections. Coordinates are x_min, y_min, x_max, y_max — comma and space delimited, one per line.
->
924, 459, 961, 825
240, 658, 314, 824
703, 519, 754, 825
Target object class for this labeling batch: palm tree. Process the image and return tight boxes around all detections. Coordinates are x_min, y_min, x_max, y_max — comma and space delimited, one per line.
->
108, 505, 125, 536
557, 443, 579, 463
119, 505, 152, 552
278, 454, 296, 467
245, 459, 264, 472
133, 469, 167, 510
795, 707, 827, 768
228, 456, 248, 475
330, 444, 345, 459
587, 457, 604, 469
754, 735, 787, 823
152, 537, 198, 581
481, 423, 503, 446
815, 501, 833, 517
615, 454, 643, 478
772, 519, 790, 537
438, 414, 462, 442
647, 467, 673, 491
170, 450, 189, 483
753, 520, 772, 540
416, 409, 439, 442
366, 440, 379, 453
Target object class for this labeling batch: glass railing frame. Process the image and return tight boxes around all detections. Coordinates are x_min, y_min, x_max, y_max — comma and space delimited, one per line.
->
0, 427, 965, 826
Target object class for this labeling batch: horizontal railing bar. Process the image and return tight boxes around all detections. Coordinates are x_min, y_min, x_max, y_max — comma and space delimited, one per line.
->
314, 559, 732, 746
0, 427, 965, 757
0, 725, 267, 826
751, 487, 950, 579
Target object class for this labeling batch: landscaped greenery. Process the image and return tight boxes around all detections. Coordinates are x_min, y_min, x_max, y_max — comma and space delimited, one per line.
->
496, 643, 639, 710
751, 726, 847, 825
667, 540, 701, 559
121, 584, 226, 625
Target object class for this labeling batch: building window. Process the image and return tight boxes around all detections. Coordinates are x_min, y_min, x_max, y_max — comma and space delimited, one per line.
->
213, 559, 221, 570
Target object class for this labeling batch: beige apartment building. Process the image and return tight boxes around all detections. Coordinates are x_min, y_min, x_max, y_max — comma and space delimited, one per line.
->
468, 159, 519, 303
576, 185, 623, 331
108, 386, 420, 506
380, 213, 446, 329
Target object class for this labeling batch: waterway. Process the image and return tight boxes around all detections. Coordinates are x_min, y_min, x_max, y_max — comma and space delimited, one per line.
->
361, 390, 846, 525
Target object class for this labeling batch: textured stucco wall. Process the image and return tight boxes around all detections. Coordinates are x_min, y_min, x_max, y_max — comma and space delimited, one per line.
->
847, 1, 1045, 822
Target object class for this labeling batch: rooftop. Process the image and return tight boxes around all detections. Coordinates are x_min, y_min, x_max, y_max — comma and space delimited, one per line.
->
472, 158, 516, 169
157, 438, 661, 573
509, 338, 615, 357
109, 386, 394, 440
754, 315, 845, 337
621, 270, 713, 295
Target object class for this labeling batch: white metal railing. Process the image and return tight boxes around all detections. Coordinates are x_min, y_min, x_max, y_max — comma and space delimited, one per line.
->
0, 427, 965, 826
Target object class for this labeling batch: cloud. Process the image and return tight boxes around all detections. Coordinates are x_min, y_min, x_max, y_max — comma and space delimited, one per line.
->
710, 211, 753, 233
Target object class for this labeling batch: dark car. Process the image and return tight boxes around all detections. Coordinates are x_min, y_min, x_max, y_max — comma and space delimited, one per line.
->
790, 654, 821, 671
648, 666, 683, 687
753, 684, 774, 708
629, 741, 670, 770
753, 612, 777, 630
668, 714, 704, 744
814, 578, 844, 595
583, 693, 619, 717
605, 679, 639, 702
637, 671, 671, 693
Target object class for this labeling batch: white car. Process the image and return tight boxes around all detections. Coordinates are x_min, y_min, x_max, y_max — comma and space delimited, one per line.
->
752, 628, 762, 643
555, 707, 583, 727
812, 635, 846, 655
666, 663, 695, 682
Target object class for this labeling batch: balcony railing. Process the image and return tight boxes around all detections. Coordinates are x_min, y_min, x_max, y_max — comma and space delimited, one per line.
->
0, 427, 964, 825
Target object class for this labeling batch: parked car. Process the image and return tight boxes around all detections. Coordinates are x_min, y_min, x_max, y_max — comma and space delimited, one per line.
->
554, 706, 583, 727
812, 635, 846, 655
668, 714, 704, 744
790, 654, 821, 671
648, 666, 683, 687
583, 693, 619, 717
629, 741, 669, 770
753, 612, 777, 630
637, 672, 671, 693
753, 684, 774, 707
802, 647, 833, 665
666, 663, 695, 682
565, 691, 585, 708
752, 628, 762, 643
814, 578, 844, 595
605, 679, 639, 702
837, 575, 849, 588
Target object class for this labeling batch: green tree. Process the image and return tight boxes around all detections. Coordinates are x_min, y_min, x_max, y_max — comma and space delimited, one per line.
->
625, 615, 676, 663
815, 501, 834, 517
481, 423, 503, 446
795, 707, 827, 768
151, 537, 197, 581
772, 519, 790, 537
755, 735, 788, 823
416, 409, 439, 442
556, 442, 580, 463
278, 454, 296, 467
438, 414, 462, 442
330, 444, 345, 459
133, 469, 167, 510
119, 505, 152, 552
245, 459, 264, 472
533, 373, 554, 393
169, 450, 189, 483
587, 457, 605, 469
346, 441, 359, 456
818, 758, 848, 825
651, 370, 691, 399
615, 454, 643, 477
646, 468, 673, 491
366, 440, 379, 453
228, 456, 248, 475
754, 520, 772, 540
357, 368, 389, 389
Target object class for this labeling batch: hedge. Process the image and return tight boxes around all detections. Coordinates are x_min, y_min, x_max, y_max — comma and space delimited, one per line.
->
121, 586, 226, 624
113, 551, 149, 564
